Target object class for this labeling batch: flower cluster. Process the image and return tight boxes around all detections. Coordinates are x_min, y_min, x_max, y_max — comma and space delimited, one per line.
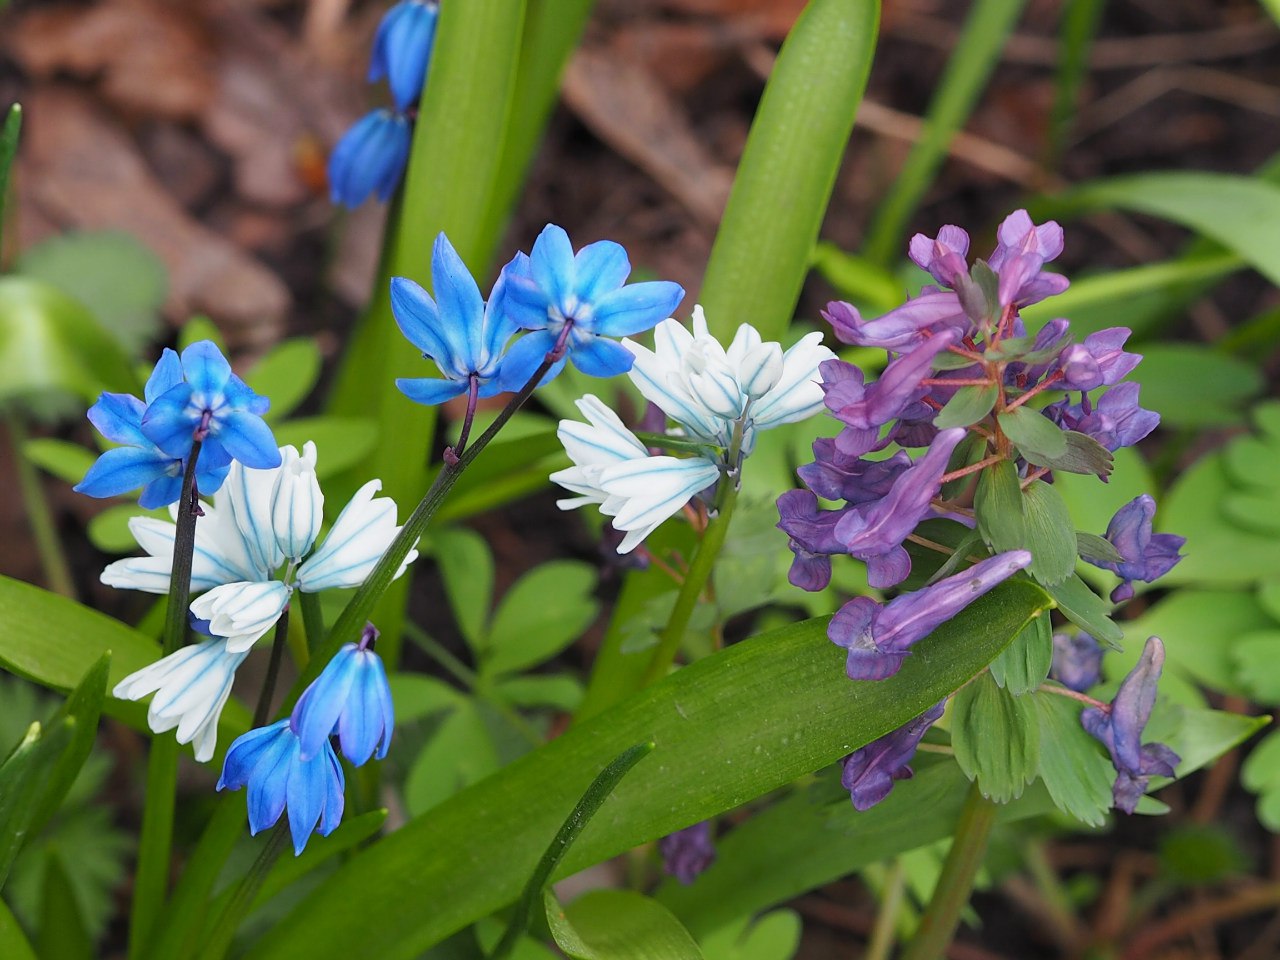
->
780, 210, 1182, 816
329, 0, 439, 206
76, 341, 278, 508
110, 442, 416, 761
392, 226, 685, 408
218, 623, 394, 854
553, 306, 833, 552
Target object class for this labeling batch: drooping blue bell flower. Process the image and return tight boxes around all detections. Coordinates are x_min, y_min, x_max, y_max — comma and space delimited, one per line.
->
292, 624, 394, 766
369, 0, 439, 113
328, 109, 412, 208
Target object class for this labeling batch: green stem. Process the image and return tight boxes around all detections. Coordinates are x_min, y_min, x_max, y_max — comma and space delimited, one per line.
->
5, 412, 75, 598
129, 439, 204, 959
196, 823, 290, 960
298, 591, 324, 654
900, 782, 998, 960
488, 741, 655, 960
865, 859, 906, 960
254, 608, 291, 728
403, 622, 477, 688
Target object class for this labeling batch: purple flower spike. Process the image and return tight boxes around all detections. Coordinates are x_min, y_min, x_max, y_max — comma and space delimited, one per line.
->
659, 821, 716, 885
1057, 327, 1142, 392
1051, 632, 1103, 692
776, 489, 844, 592
822, 292, 969, 351
1081, 637, 1180, 814
1083, 495, 1185, 602
829, 550, 1033, 680
909, 225, 971, 288
833, 428, 967, 589
842, 702, 945, 810
825, 329, 960, 431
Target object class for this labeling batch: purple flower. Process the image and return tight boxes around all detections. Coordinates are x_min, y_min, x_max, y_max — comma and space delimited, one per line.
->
1055, 327, 1142, 392
822, 292, 969, 351
1048, 383, 1159, 452
829, 551, 1032, 680
292, 624, 394, 766
909, 225, 971, 288
832, 428, 966, 589
987, 210, 1069, 308
217, 719, 346, 855
776, 489, 843, 592
797, 439, 909, 504
1051, 632, 1103, 692
659, 821, 716, 885
1083, 495, 1185, 602
1081, 637, 1180, 814
823, 329, 959, 431
842, 702, 945, 810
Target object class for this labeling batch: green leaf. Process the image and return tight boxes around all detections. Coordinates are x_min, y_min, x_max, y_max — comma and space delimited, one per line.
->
1021, 430, 1113, 478
495, 674, 585, 712
810, 243, 903, 311
1146, 705, 1269, 779
989, 613, 1052, 695
699, 0, 878, 340
245, 338, 322, 423
17, 231, 167, 354
402, 703, 500, 817
1032, 692, 1114, 827
1135, 345, 1262, 428
547, 890, 703, 960
0, 104, 21, 253
998, 408, 1067, 461
1241, 729, 1280, 831
430, 527, 494, 656
975, 460, 1026, 553
87, 504, 167, 554
485, 561, 599, 677
1021, 481, 1076, 585
1076, 532, 1122, 565
1233, 631, 1280, 705
951, 672, 1040, 802
22, 438, 96, 487
272, 417, 378, 480
0, 277, 139, 419
0, 897, 37, 960
243, 582, 1051, 960
933, 384, 998, 430
0, 719, 74, 886
699, 910, 801, 960
37, 851, 92, 960
1045, 574, 1122, 647
1047, 172, 1280, 288
388, 675, 464, 725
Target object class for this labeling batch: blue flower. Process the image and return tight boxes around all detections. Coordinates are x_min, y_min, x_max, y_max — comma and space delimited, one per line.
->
292, 626, 394, 766
218, 719, 345, 855
392, 234, 524, 405
140, 340, 280, 471
328, 109, 412, 208
76, 347, 234, 507
1081, 637, 1180, 814
369, 0, 439, 113
497, 224, 685, 388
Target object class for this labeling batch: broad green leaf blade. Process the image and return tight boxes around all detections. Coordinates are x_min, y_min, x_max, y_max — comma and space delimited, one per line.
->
989, 613, 1052, 696
485, 561, 599, 676
496, 674, 585, 712
388, 674, 465, 724
22, 438, 96, 487
998, 408, 1067, 461
1046, 172, 1280, 287
0, 719, 74, 887
1136, 345, 1262, 428
547, 890, 702, 960
1241, 729, 1280, 831
975, 460, 1026, 553
0, 897, 36, 960
698, 910, 801, 960
1032, 692, 1113, 827
656, 759, 1054, 936
271, 417, 378, 481
402, 702, 500, 817
699, 0, 878, 340
951, 672, 1040, 802
244, 338, 322, 423
243, 581, 1051, 960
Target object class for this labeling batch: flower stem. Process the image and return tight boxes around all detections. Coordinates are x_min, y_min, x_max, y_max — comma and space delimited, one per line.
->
129, 439, 204, 960
900, 781, 998, 960
864, 858, 906, 960
254, 608, 291, 728
5, 411, 76, 598
196, 821, 290, 960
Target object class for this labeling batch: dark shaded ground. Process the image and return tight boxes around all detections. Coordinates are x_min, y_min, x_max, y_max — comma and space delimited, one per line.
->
2, 0, 1280, 957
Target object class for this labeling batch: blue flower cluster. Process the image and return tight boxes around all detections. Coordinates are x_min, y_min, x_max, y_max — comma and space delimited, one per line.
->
76, 341, 278, 508
329, 0, 439, 207
392, 226, 684, 404
218, 624, 394, 854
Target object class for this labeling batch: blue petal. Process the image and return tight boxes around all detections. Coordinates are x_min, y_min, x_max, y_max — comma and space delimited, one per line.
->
429, 233, 485, 371
529, 224, 577, 315
390, 277, 448, 361
395, 376, 469, 406
385, 2, 437, 112
590, 281, 685, 337
144, 348, 184, 404
285, 751, 327, 854
181, 341, 235, 400
338, 652, 392, 766
140, 383, 197, 458
218, 720, 289, 791
194, 443, 234, 496
212, 411, 282, 469
87, 392, 148, 446
501, 273, 555, 330
222, 373, 271, 417
320, 744, 346, 836
572, 240, 630, 303
328, 111, 410, 207
569, 336, 635, 378
372, 117, 412, 202
495, 330, 564, 393
480, 254, 526, 367
139, 472, 184, 509
74, 446, 172, 500
293, 646, 359, 762
245, 730, 295, 835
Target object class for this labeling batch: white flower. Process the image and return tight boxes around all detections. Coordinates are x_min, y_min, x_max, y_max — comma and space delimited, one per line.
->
550, 396, 719, 554
112, 639, 248, 762
108, 443, 418, 759
622, 306, 833, 453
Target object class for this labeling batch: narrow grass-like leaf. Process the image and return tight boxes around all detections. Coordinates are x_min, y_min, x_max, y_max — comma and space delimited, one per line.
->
862, 0, 1028, 264
0, 104, 20, 257
0, 897, 36, 960
244, 581, 1050, 960
37, 851, 92, 960
699, 0, 878, 341
0, 719, 74, 887
1046, 0, 1105, 170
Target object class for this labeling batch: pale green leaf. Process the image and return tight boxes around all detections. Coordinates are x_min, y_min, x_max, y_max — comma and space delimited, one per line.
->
1021, 481, 1076, 586
547, 890, 703, 960
1032, 692, 1113, 827
951, 673, 1040, 802
430, 527, 494, 656
485, 562, 598, 677
245, 338, 322, 423
989, 613, 1052, 695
